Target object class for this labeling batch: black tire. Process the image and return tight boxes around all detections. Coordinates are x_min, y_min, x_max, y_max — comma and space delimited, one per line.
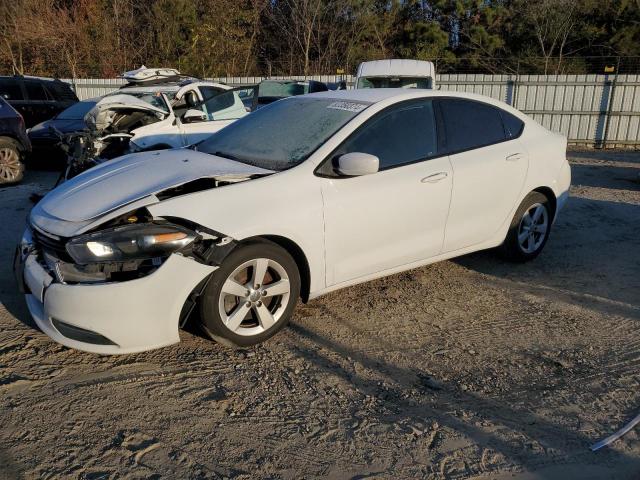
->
0, 138, 25, 185
199, 240, 300, 348
501, 191, 552, 262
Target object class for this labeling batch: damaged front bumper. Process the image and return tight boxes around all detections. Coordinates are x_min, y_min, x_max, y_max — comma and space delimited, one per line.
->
16, 227, 215, 354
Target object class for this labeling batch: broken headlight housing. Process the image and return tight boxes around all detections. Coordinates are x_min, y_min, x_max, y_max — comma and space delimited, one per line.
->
66, 223, 197, 265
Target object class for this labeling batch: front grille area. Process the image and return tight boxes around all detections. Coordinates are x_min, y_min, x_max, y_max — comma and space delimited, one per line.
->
31, 228, 72, 262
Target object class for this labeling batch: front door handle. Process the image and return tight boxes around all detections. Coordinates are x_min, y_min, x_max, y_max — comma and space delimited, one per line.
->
421, 172, 448, 183
506, 153, 524, 162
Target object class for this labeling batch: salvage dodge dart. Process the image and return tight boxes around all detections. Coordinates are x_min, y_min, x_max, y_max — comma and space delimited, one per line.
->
15, 89, 571, 354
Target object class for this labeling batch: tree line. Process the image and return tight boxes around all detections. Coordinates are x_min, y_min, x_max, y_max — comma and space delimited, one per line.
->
1, 0, 639, 79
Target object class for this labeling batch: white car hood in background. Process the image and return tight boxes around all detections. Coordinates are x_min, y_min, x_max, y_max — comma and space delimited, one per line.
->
85, 94, 168, 132
34, 149, 274, 223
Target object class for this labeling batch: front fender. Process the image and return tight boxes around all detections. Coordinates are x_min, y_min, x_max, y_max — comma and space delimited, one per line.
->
147, 166, 326, 294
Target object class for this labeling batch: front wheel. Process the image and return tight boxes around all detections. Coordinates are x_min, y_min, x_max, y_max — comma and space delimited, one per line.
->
199, 240, 300, 347
501, 191, 552, 262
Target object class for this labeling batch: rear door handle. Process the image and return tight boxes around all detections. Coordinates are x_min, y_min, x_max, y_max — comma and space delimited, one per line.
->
421, 172, 448, 183
506, 153, 524, 162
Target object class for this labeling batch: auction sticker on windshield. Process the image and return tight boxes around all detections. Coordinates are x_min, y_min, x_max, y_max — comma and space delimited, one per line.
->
327, 101, 369, 112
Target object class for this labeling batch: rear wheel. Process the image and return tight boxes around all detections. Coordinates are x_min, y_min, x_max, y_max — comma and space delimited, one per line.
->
199, 241, 300, 347
501, 191, 552, 262
0, 139, 24, 185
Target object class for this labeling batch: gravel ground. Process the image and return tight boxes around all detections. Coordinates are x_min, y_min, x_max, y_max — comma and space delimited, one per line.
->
0, 150, 639, 479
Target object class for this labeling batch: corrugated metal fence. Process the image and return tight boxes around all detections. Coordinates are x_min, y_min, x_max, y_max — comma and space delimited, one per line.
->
63, 74, 640, 148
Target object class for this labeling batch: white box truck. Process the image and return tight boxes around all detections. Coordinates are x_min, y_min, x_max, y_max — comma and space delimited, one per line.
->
354, 59, 436, 89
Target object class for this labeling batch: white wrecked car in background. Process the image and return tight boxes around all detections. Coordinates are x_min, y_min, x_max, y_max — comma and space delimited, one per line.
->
60, 67, 248, 179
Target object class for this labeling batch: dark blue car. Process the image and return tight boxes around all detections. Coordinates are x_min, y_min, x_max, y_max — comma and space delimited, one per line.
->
28, 98, 98, 161
0, 96, 30, 184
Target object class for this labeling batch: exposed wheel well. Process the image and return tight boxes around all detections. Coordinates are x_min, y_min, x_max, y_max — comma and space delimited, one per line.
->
0, 135, 25, 152
246, 235, 311, 303
533, 186, 557, 219
179, 234, 312, 329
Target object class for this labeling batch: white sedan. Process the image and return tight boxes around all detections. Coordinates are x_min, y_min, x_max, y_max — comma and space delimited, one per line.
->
16, 89, 571, 354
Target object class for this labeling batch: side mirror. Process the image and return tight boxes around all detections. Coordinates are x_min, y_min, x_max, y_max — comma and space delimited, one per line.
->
336, 152, 379, 177
183, 109, 207, 123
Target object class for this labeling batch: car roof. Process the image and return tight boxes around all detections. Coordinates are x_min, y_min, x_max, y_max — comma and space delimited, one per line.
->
306, 88, 496, 104
305, 88, 526, 117
305, 88, 440, 103
0, 75, 63, 82
119, 80, 231, 95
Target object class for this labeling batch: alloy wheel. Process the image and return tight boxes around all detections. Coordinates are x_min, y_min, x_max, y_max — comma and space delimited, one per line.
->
517, 202, 549, 254
0, 147, 22, 183
218, 257, 291, 336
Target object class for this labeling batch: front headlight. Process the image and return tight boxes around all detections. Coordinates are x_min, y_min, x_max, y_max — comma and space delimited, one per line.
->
66, 223, 197, 265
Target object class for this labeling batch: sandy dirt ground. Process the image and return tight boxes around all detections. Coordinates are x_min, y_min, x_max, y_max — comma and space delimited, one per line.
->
0, 150, 639, 479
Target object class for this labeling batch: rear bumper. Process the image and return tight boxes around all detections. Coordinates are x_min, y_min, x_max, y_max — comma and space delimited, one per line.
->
554, 159, 571, 222
17, 230, 215, 354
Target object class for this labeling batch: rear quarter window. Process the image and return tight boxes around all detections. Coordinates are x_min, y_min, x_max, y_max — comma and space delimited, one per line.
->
49, 82, 78, 102
25, 81, 48, 100
500, 110, 525, 138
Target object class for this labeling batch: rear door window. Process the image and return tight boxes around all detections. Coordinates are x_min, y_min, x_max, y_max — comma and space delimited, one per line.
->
203, 92, 234, 113
25, 81, 48, 100
0, 79, 23, 100
199, 86, 226, 102
336, 100, 438, 170
438, 99, 507, 153
200, 88, 244, 120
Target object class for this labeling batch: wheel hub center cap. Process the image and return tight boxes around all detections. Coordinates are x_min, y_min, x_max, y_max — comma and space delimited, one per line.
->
248, 290, 261, 302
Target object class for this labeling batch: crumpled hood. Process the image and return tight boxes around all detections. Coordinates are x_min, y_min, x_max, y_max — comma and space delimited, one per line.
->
85, 94, 168, 132
34, 149, 274, 223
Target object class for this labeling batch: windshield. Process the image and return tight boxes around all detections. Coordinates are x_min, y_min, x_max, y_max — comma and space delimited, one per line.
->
127, 91, 172, 111
109, 90, 173, 111
56, 100, 98, 119
197, 97, 370, 171
357, 76, 432, 89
